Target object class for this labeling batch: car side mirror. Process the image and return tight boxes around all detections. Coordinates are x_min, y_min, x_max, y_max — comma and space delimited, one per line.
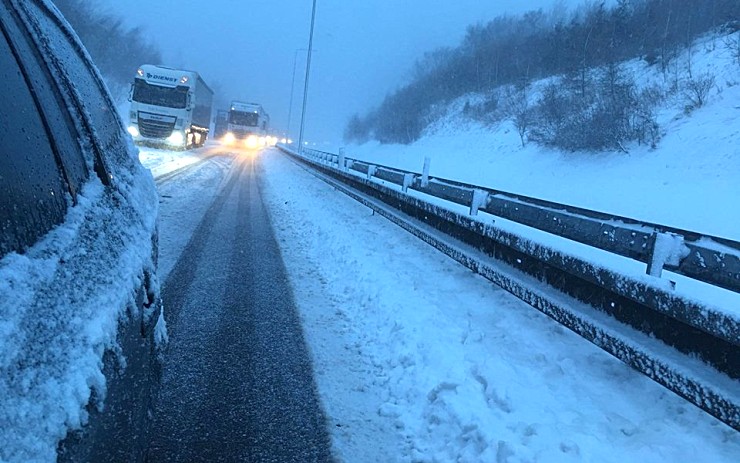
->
128, 83, 133, 102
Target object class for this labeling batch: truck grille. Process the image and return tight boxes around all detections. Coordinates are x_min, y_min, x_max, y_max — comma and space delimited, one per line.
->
139, 119, 175, 139
232, 129, 255, 138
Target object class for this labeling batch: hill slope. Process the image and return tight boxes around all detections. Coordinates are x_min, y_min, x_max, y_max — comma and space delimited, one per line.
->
345, 32, 740, 241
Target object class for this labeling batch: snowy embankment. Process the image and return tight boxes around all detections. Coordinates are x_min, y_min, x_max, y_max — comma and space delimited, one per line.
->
138, 147, 204, 179
259, 151, 739, 463
344, 32, 739, 242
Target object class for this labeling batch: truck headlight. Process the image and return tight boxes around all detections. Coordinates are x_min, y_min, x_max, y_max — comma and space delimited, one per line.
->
245, 135, 258, 149
127, 125, 140, 137
223, 132, 236, 145
167, 131, 185, 145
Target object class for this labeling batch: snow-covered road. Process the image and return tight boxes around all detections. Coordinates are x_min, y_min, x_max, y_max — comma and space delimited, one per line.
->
149, 152, 331, 461
146, 145, 739, 462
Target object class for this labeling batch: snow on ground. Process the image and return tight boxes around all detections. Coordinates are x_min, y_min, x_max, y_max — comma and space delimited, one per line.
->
259, 150, 739, 462
144, 145, 236, 280
344, 32, 740, 242
138, 145, 206, 179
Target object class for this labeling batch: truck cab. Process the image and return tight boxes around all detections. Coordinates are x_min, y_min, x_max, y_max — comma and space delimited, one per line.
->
128, 64, 213, 150
222, 101, 270, 148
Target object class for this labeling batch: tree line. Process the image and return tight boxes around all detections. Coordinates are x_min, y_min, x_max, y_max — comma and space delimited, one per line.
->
52, 0, 162, 100
345, 0, 739, 151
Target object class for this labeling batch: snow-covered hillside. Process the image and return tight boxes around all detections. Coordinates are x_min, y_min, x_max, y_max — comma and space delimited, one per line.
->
344, 31, 740, 241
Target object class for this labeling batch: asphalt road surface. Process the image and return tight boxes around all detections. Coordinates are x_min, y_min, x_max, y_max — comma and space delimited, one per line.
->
147, 152, 334, 462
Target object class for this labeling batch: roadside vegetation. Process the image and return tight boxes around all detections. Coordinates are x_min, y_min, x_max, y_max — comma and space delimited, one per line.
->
344, 0, 740, 152
53, 0, 162, 99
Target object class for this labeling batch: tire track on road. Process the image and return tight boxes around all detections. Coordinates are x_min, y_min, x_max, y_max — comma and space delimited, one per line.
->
148, 154, 333, 462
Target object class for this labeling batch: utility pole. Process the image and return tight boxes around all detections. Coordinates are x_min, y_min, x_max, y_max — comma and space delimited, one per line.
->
286, 48, 307, 141
298, 0, 317, 153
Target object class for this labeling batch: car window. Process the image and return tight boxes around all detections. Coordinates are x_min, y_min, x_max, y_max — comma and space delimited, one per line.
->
14, 0, 129, 177
0, 25, 68, 258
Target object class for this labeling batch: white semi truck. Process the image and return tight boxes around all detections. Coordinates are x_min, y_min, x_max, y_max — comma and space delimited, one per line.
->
127, 64, 214, 150
223, 101, 270, 148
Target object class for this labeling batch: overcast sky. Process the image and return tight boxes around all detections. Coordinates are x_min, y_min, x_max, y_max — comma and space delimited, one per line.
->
103, 0, 569, 146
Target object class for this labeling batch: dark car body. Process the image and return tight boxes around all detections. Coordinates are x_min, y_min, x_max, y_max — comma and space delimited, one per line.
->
0, 0, 162, 461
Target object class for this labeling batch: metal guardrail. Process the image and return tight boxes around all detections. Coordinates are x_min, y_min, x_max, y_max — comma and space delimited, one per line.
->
303, 148, 740, 295
279, 144, 739, 430
295, 145, 740, 347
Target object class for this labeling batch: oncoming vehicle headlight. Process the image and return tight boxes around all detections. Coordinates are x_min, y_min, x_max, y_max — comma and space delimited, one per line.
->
223, 132, 236, 145
167, 131, 185, 146
245, 135, 258, 149
127, 125, 139, 137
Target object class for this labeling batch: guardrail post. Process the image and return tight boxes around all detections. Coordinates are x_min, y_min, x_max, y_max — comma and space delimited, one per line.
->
338, 148, 346, 170
646, 232, 687, 288
470, 189, 489, 216
402, 173, 414, 193
421, 157, 431, 187
367, 165, 377, 180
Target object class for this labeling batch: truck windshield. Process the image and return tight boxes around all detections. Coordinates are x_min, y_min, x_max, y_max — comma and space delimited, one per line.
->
229, 111, 259, 127
132, 80, 188, 108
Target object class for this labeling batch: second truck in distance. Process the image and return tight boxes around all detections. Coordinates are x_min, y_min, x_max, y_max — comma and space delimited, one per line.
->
222, 101, 270, 148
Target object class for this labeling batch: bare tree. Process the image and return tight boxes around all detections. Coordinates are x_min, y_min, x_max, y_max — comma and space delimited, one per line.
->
633, 85, 663, 148
684, 72, 716, 110
505, 83, 531, 147
52, 0, 162, 99
725, 33, 740, 66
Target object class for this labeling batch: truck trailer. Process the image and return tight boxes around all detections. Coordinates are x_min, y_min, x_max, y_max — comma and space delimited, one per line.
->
213, 110, 229, 140
222, 101, 270, 148
127, 64, 214, 150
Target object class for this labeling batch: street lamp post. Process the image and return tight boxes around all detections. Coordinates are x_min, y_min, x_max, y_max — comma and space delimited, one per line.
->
286, 48, 307, 141
298, 0, 317, 152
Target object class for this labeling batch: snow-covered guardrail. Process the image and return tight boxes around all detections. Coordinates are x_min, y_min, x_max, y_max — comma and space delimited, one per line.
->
277, 144, 739, 431
304, 148, 740, 295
